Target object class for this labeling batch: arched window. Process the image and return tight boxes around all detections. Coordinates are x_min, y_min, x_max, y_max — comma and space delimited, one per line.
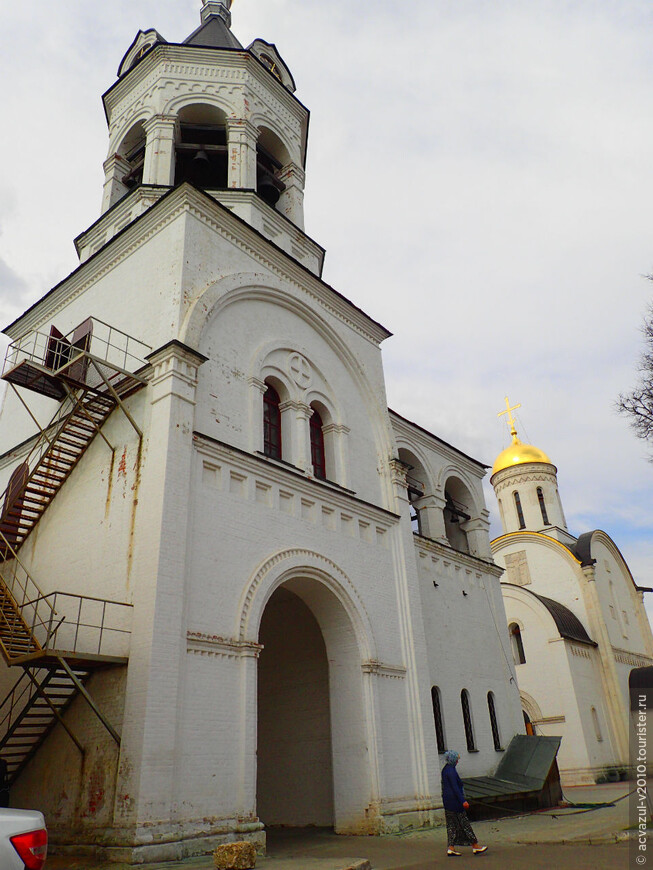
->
487, 692, 502, 751
523, 710, 535, 736
431, 686, 446, 754
119, 122, 147, 190
537, 487, 549, 525
461, 689, 476, 751
257, 127, 289, 208
509, 622, 526, 665
514, 491, 525, 529
443, 482, 471, 554
263, 383, 282, 460
398, 449, 428, 537
310, 407, 326, 480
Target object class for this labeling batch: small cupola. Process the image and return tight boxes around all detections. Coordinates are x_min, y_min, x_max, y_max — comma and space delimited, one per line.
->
185, 1, 242, 48
491, 399, 568, 537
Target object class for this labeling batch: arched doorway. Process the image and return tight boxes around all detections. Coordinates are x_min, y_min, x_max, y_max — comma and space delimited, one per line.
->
257, 586, 334, 826
255, 573, 371, 833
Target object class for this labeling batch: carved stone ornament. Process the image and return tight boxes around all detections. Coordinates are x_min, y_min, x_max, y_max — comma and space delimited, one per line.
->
288, 352, 311, 389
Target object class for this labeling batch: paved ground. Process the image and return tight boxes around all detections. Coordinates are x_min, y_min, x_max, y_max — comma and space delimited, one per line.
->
45, 782, 637, 869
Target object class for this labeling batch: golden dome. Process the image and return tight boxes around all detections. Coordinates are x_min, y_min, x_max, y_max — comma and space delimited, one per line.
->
491, 438, 553, 477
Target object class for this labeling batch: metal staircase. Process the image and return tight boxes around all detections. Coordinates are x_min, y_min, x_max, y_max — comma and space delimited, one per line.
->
0, 317, 149, 559
0, 317, 148, 781
0, 555, 131, 783
0, 664, 93, 781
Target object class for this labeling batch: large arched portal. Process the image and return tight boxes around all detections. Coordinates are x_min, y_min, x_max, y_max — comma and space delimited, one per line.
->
257, 586, 334, 826
255, 573, 372, 832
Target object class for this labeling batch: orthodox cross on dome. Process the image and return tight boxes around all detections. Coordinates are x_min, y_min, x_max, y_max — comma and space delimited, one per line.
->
498, 396, 521, 443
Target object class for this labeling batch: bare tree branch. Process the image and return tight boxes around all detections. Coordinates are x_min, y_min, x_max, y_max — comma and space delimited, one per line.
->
618, 299, 653, 453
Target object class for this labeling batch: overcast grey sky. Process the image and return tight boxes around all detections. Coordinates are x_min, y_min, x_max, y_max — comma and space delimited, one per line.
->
1, 0, 652, 612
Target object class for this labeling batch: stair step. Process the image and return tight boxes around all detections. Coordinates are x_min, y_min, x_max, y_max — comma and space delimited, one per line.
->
4, 505, 41, 517
73, 407, 108, 418
67, 419, 102, 430
24, 483, 58, 495
61, 432, 95, 444
0, 519, 32, 531
0, 510, 34, 524
20, 496, 49, 507
64, 421, 97, 433
31, 468, 66, 479
49, 435, 86, 456
39, 459, 73, 471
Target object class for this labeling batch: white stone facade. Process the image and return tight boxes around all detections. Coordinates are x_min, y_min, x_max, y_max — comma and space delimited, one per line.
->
0, 5, 524, 862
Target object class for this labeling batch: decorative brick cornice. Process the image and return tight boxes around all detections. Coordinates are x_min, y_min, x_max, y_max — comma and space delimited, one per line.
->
361, 660, 407, 680
186, 631, 263, 659
492, 465, 557, 494
612, 647, 653, 668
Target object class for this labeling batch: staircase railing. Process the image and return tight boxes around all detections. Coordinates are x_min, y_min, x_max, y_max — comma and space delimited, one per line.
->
22, 592, 132, 660
3, 318, 151, 385
0, 531, 56, 657
0, 670, 41, 743
0, 529, 131, 662
0, 318, 151, 560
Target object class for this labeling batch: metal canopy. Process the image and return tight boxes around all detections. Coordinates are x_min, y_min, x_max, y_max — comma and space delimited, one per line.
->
462, 735, 561, 801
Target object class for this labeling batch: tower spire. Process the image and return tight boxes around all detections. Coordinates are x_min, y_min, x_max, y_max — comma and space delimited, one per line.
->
498, 396, 521, 444
201, 1, 233, 27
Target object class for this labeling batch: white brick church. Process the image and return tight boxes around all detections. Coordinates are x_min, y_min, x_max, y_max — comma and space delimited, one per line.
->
489, 406, 653, 785
0, 2, 525, 862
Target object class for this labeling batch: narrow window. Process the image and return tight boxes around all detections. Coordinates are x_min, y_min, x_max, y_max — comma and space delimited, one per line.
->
263, 384, 282, 460
407, 475, 424, 536
461, 689, 475, 751
431, 686, 446, 753
514, 491, 525, 529
523, 710, 535, 735
537, 487, 550, 525
487, 692, 502, 750
591, 706, 603, 742
310, 407, 326, 480
257, 143, 286, 207
509, 623, 526, 665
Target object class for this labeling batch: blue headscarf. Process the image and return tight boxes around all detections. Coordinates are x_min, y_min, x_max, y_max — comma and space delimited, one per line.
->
444, 750, 460, 766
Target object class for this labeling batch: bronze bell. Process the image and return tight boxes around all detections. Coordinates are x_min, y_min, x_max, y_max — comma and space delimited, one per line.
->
258, 173, 281, 206
193, 149, 210, 164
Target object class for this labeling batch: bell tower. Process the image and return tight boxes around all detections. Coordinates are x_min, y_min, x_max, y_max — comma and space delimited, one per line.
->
94, 1, 311, 264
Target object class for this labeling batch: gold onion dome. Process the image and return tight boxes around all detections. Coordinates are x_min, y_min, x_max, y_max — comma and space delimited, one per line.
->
491, 437, 553, 476
493, 398, 553, 476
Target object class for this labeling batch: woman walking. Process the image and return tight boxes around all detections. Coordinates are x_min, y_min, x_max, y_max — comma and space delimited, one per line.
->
441, 750, 488, 857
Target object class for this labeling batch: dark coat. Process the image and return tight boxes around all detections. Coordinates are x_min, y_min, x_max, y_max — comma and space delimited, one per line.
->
441, 762, 466, 813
